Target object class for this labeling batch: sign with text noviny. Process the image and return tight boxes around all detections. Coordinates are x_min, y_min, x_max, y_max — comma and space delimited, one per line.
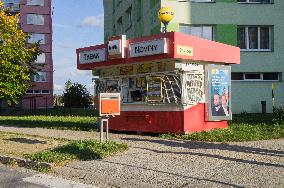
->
79, 48, 106, 64
129, 38, 167, 58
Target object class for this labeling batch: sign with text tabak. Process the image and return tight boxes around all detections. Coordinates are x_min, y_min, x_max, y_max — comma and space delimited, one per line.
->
129, 38, 167, 58
79, 48, 106, 64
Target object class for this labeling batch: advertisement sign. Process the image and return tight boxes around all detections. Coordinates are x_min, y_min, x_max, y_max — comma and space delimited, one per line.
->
108, 35, 126, 59
79, 48, 106, 64
129, 38, 167, 58
177, 45, 193, 57
207, 65, 231, 121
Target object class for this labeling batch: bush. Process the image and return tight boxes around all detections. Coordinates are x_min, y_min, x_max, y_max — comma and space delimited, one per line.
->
272, 106, 284, 124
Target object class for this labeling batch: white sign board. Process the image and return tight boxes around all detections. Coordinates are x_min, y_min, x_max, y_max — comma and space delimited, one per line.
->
108, 35, 126, 59
175, 62, 204, 71
79, 48, 106, 64
129, 38, 167, 58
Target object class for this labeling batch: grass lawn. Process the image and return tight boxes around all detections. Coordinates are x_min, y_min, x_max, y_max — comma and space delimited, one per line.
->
25, 140, 128, 166
160, 113, 284, 142
0, 131, 67, 158
0, 116, 98, 131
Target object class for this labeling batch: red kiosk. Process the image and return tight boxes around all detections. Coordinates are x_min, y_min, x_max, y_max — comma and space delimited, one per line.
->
77, 32, 240, 134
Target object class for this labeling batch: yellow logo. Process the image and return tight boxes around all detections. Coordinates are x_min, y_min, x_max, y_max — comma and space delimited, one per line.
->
158, 7, 174, 24
177, 45, 193, 56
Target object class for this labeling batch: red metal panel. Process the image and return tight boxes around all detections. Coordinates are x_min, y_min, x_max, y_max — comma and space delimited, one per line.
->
77, 32, 240, 70
108, 104, 228, 134
173, 32, 240, 64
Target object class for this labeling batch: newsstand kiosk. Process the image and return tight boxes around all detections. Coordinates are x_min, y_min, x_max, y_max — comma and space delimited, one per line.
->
77, 32, 240, 134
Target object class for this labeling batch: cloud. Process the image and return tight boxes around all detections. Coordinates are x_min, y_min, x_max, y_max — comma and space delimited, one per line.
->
78, 15, 104, 28
53, 23, 73, 29
54, 84, 64, 92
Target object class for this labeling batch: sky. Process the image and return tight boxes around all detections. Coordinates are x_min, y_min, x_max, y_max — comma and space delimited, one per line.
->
52, 0, 104, 95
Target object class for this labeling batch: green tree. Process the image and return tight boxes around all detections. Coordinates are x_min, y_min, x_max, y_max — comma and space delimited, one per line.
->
0, 3, 40, 105
63, 82, 92, 108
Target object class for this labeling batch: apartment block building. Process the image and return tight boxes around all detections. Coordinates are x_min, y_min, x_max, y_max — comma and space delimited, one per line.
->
2, 0, 53, 109
104, 0, 284, 113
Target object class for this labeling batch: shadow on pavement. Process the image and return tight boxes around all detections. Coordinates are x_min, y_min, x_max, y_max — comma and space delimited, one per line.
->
122, 137, 284, 168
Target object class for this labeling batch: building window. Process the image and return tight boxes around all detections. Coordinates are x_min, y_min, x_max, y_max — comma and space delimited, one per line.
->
3, 0, 20, 11
34, 53, 45, 64
28, 33, 45, 44
189, 0, 214, 2
232, 73, 280, 81
237, 0, 271, 3
32, 72, 47, 82
26, 90, 33, 94
126, 6, 132, 30
27, 14, 44, 25
179, 25, 214, 40
26, 0, 44, 6
26, 90, 50, 94
237, 26, 271, 51
41, 90, 50, 94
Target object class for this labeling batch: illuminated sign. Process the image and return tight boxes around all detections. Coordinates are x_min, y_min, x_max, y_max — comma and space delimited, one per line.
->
129, 38, 167, 58
108, 35, 126, 59
206, 65, 232, 121
177, 45, 193, 57
79, 49, 106, 64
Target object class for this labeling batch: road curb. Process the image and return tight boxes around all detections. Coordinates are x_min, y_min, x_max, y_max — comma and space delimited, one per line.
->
0, 155, 53, 170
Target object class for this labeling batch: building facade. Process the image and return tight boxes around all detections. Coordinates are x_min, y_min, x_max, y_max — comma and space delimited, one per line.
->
2, 0, 53, 109
104, 0, 284, 113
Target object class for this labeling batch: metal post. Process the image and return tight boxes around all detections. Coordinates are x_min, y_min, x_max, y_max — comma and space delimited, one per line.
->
100, 118, 104, 143
100, 118, 109, 143
106, 119, 109, 141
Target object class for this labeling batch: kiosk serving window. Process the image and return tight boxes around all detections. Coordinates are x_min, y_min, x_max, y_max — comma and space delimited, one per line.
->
95, 73, 183, 105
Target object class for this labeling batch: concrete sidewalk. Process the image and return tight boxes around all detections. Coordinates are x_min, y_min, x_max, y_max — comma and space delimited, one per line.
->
0, 125, 283, 188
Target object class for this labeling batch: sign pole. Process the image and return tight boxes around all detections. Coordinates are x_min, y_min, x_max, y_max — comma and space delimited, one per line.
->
100, 118, 104, 143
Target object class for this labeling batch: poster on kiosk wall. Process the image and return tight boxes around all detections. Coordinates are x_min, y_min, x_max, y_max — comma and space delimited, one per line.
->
207, 65, 232, 121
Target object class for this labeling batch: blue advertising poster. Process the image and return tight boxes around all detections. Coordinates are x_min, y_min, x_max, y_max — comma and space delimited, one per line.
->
210, 68, 231, 118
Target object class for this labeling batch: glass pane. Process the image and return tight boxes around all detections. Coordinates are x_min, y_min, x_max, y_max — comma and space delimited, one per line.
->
35, 53, 45, 63
190, 27, 202, 38
248, 27, 258, 49
231, 73, 244, 80
237, 27, 246, 49
260, 27, 270, 49
245, 73, 261, 80
263, 73, 278, 80
202, 26, 213, 40
179, 25, 190, 35
249, 0, 270, 3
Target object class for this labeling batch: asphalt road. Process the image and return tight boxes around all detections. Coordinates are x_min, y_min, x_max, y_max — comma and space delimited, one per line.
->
0, 166, 45, 188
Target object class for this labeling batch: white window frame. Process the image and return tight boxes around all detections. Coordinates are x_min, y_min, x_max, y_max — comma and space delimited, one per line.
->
237, 0, 272, 4
232, 73, 279, 82
27, 14, 45, 25
179, 24, 214, 41
28, 33, 45, 44
189, 0, 214, 2
238, 26, 272, 52
3, 0, 20, 11
26, 0, 44, 6
32, 72, 47, 82
34, 53, 46, 64
26, 90, 50, 94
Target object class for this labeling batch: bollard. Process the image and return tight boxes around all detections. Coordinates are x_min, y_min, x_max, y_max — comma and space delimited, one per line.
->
261, 101, 266, 114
